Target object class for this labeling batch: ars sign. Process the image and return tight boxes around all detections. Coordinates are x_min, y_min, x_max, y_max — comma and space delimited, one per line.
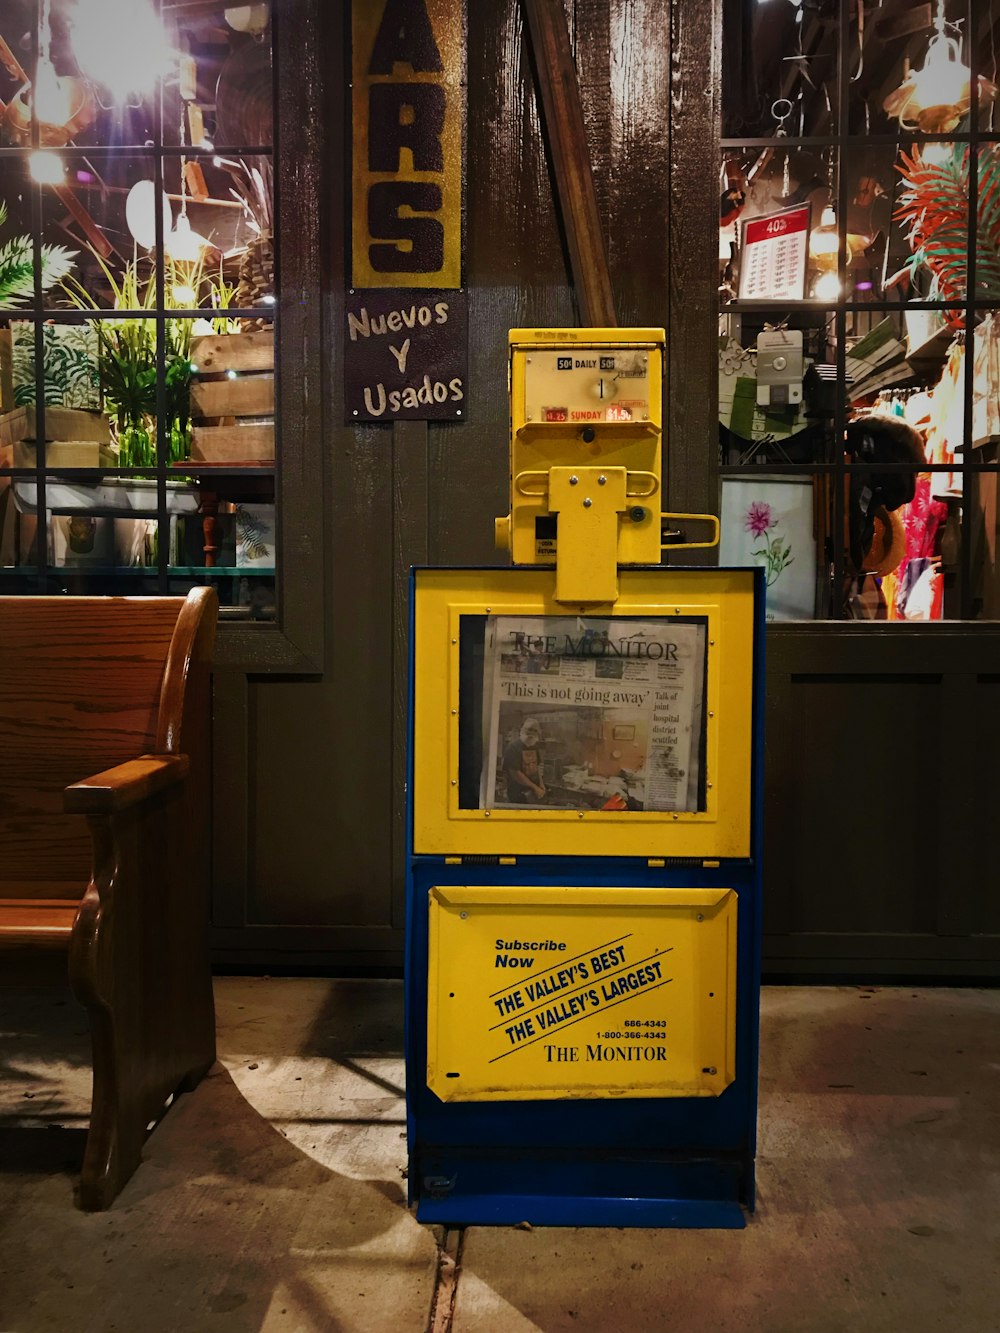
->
352, 0, 464, 290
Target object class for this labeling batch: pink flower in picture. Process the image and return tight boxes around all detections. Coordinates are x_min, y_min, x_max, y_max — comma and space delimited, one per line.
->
744, 501, 773, 538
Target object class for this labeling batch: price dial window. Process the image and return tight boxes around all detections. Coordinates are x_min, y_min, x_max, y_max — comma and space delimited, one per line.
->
522, 350, 653, 427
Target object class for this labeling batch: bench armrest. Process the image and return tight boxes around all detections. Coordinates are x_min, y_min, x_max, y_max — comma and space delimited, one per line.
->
65, 754, 190, 815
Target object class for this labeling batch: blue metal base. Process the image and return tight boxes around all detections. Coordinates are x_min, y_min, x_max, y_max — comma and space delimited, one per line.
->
410, 1150, 752, 1229
416, 1193, 746, 1229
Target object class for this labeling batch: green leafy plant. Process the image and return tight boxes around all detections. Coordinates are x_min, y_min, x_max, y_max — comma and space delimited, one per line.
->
208, 262, 241, 335
0, 201, 77, 307
63, 252, 230, 464
893, 143, 1000, 325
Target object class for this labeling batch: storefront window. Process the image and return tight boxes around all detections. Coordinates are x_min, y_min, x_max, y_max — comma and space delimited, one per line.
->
0, 0, 276, 620
719, 0, 1000, 622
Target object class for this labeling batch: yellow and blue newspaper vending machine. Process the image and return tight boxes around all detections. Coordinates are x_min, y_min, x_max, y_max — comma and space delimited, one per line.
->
405, 328, 764, 1227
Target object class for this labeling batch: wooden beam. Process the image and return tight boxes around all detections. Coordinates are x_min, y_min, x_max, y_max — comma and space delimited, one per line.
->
521, 0, 617, 326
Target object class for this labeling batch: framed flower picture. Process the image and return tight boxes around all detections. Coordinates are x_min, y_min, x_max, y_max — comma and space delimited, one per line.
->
720, 476, 817, 621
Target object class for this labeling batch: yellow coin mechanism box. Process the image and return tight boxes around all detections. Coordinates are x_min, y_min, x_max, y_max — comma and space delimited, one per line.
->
503, 328, 665, 573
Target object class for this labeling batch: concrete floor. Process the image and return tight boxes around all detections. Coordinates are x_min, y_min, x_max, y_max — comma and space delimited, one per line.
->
1, 967, 999, 1332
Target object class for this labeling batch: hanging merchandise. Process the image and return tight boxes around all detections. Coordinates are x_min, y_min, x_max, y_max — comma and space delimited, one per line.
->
882, 477, 949, 621
921, 338, 965, 499
971, 314, 1000, 449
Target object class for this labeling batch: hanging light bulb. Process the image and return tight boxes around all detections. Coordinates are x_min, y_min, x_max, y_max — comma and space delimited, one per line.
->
32, 54, 73, 127
28, 149, 65, 184
69, 0, 175, 103
165, 212, 211, 263
812, 271, 841, 300
809, 207, 852, 299
809, 207, 841, 263
810, 207, 853, 265
165, 95, 211, 264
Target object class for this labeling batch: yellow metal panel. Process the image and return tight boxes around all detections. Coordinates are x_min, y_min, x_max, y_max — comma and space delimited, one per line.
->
351, 0, 463, 288
412, 567, 756, 859
426, 885, 737, 1100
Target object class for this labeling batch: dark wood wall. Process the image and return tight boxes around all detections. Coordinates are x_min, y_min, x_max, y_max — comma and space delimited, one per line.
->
209, 0, 1000, 982
763, 626, 1000, 980
211, 0, 712, 967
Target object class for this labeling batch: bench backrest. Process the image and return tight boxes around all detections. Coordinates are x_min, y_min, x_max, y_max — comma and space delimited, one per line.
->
0, 590, 216, 892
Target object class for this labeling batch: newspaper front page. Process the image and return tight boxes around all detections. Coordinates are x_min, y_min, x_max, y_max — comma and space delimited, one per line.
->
481, 616, 707, 813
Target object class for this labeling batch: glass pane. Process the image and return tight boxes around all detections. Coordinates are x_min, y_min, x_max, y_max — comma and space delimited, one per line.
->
719, 145, 855, 305
850, 0, 990, 135
46, 0, 159, 149
844, 470, 955, 622
457, 614, 709, 813
0, 157, 39, 318
719, 305, 839, 469
160, 152, 275, 309
845, 351, 966, 622
36, 153, 157, 293
163, 3, 273, 150
978, 4, 1000, 133
3, 316, 103, 464
178, 311, 275, 615
722, 0, 838, 139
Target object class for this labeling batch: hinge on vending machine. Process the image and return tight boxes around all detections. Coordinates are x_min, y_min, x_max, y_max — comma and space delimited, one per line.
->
443, 854, 517, 866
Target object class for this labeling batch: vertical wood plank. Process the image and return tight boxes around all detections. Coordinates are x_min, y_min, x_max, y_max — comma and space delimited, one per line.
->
274, 0, 327, 664
392, 421, 430, 929
210, 670, 249, 931
575, 0, 671, 327
668, 0, 721, 538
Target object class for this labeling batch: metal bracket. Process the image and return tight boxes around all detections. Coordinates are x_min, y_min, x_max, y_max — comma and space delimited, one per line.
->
548, 465, 627, 603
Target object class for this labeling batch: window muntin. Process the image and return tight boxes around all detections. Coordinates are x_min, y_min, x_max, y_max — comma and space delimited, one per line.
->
0, 1, 275, 619
720, 1, 1000, 623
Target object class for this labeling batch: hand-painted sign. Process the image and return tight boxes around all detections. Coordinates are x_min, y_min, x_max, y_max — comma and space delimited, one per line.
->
345, 287, 467, 421
352, 0, 465, 290
426, 885, 737, 1100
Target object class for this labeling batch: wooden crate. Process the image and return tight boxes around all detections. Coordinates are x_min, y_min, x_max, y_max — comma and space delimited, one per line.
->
0, 405, 114, 467
189, 330, 274, 464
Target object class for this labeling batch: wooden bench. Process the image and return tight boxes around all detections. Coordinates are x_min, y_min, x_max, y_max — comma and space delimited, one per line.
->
0, 588, 218, 1209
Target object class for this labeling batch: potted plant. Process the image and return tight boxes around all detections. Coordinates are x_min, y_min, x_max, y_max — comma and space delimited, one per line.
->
64, 252, 225, 465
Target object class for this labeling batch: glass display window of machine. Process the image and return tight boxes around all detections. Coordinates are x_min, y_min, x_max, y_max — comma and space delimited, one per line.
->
411, 566, 756, 862
456, 611, 709, 815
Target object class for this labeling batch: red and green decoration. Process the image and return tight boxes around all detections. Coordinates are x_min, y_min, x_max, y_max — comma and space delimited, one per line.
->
892, 143, 1000, 325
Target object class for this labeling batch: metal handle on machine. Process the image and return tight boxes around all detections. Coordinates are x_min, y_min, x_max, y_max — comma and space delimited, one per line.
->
626, 471, 659, 498
660, 512, 721, 551
514, 470, 550, 497
516, 469, 662, 499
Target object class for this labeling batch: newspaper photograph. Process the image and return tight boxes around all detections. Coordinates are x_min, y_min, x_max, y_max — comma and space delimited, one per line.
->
481, 615, 707, 813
